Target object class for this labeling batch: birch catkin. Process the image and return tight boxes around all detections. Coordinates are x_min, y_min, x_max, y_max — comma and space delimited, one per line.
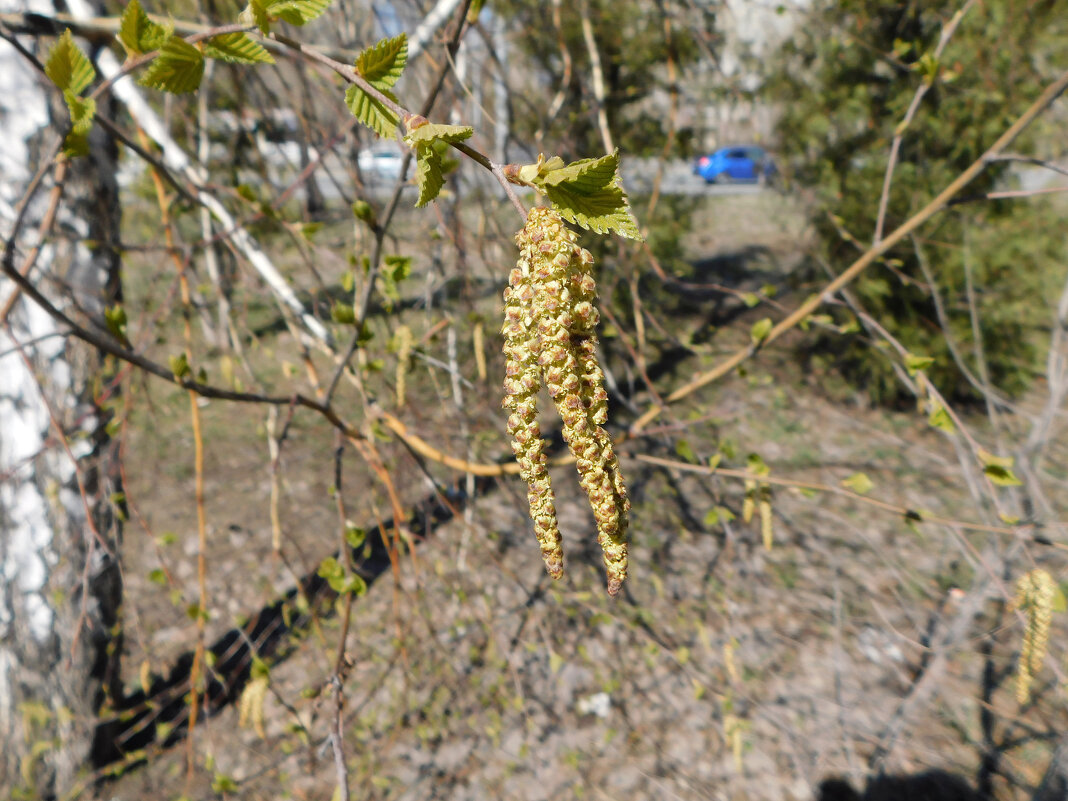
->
505, 207, 630, 594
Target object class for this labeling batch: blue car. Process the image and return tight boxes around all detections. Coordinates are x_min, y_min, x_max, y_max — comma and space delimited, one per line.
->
693, 146, 775, 184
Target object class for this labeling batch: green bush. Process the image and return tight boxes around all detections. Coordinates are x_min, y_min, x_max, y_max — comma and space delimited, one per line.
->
771, 0, 1065, 404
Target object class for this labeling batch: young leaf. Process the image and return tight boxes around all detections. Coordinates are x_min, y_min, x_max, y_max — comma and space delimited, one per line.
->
46, 29, 96, 95
983, 464, 1023, 487
267, 0, 332, 26
750, 317, 773, 345
60, 90, 96, 157
404, 122, 473, 147
412, 147, 445, 207
904, 352, 934, 376
539, 151, 642, 240
927, 402, 955, 433
119, 0, 167, 56
977, 448, 1015, 470
203, 32, 274, 64
139, 35, 205, 94
355, 33, 408, 90
675, 439, 697, 464
841, 472, 873, 495
344, 84, 399, 138
331, 302, 356, 324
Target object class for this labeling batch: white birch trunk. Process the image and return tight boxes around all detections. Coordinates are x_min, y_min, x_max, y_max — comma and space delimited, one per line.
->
0, 3, 124, 796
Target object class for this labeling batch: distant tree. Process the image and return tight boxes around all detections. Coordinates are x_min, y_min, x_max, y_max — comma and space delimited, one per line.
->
772, 0, 1066, 403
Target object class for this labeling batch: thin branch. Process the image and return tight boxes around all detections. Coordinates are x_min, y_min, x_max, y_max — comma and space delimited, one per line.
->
872, 0, 974, 245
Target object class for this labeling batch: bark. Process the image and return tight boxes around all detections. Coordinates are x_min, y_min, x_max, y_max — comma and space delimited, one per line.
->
0, 7, 124, 797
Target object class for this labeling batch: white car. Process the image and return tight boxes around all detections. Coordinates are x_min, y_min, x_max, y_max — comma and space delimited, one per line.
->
357, 148, 407, 181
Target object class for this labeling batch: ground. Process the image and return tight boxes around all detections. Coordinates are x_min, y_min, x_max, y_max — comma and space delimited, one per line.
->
100, 186, 1066, 800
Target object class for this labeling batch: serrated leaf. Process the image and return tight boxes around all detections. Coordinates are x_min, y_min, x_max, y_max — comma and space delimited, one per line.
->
413, 147, 445, 207
61, 89, 95, 157
46, 29, 96, 95
64, 90, 95, 135
355, 33, 407, 90
983, 464, 1022, 487
119, 0, 167, 56
538, 151, 642, 240
905, 352, 934, 376
139, 36, 204, 94
268, 0, 332, 26
927, 403, 955, 433
203, 32, 274, 64
750, 317, 773, 345
841, 472, 873, 495
344, 84, 399, 138
404, 122, 473, 147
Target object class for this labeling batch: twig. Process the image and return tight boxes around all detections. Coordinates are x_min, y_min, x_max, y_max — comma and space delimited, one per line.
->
872, 0, 974, 245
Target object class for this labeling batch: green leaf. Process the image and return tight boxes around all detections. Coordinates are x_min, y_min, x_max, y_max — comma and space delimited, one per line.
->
104, 304, 128, 342
704, 506, 735, 526
344, 83, 399, 138
1052, 586, 1067, 614
317, 556, 344, 581
538, 151, 642, 240
331, 302, 356, 324
675, 439, 697, 464
404, 122, 473, 147
139, 35, 205, 94
746, 453, 770, 477
64, 91, 95, 135
148, 568, 166, 586
977, 448, 1015, 470
119, 0, 167, 56
245, 0, 271, 34
46, 29, 96, 95
267, 0, 332, 26
412, 147, 446, 207
61, 90, 96, 157
983, 464, 1023, 487
383, 254, 412, 283
750, 317, 773, 345
741, 292, 760, 308
169, 353, 190, 380
841, 472, 873, 495
344, 524, 365, 549
904, 352, 934, 376
927, 403, 955, 433
203, 32, 274, 64
351, 200, 375, 226
355, 33, 408, 90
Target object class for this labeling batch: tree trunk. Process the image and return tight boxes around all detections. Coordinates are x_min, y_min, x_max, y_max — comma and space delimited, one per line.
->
0, 8, 124, 797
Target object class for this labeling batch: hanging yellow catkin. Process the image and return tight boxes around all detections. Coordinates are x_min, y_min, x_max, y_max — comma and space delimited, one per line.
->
502, 263, 564, 579
1012, 568, 1056, 705
506, 207, 630, 594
